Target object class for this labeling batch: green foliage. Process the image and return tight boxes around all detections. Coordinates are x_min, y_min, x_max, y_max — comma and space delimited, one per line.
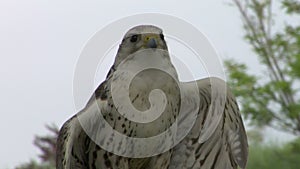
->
15, 160, 55, 169
247, 138, 300, 169
228, 0, 300, 135
246, 128, 264, 144
33, 124, 58, 165
15, 125, 58, 169
282, 0, 300, 14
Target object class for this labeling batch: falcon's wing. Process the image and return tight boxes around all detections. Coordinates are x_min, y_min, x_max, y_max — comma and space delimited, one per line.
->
56, 79, 111, 169
169, 77, 248, 169
56, 114, 90, 169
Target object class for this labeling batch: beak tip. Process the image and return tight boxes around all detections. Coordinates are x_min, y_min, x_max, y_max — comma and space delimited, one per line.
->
147, 38, 157, 48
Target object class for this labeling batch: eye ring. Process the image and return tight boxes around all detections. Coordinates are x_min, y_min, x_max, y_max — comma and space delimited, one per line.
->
130, 34, 138, 42
160, 33, 164, 41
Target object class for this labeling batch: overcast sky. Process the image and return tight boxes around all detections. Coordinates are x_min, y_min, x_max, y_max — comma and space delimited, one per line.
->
0, 0, 295, 168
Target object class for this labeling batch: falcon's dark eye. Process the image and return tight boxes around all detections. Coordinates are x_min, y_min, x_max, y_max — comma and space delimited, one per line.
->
130, 34, 138, 43
160, 33, 164, 41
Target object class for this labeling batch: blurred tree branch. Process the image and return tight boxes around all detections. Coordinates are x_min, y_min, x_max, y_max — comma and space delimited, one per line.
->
15, 124, 58, 169
225, 0, 300, 135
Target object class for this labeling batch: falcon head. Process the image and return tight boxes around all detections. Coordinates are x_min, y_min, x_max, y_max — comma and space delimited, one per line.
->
114, 25, 169, 66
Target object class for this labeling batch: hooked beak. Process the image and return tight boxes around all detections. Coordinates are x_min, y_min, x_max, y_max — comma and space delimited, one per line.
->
144, 35, 158, 48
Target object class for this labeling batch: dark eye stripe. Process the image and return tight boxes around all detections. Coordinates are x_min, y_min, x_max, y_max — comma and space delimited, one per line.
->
160, 33, 164, 41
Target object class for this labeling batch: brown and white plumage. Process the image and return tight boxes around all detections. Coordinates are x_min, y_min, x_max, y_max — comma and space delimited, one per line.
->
56, 25, 248, 169
169, 78, 248, 169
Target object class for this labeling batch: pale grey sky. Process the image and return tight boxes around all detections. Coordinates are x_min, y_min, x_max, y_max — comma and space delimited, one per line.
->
0, 0, 294, 168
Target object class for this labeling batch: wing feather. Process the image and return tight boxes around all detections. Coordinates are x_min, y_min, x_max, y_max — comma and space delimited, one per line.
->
170, 77, 248, 169
56, 115, 90, 169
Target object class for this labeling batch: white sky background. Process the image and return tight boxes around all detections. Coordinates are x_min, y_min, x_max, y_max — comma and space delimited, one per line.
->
0, 0, 296, 168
